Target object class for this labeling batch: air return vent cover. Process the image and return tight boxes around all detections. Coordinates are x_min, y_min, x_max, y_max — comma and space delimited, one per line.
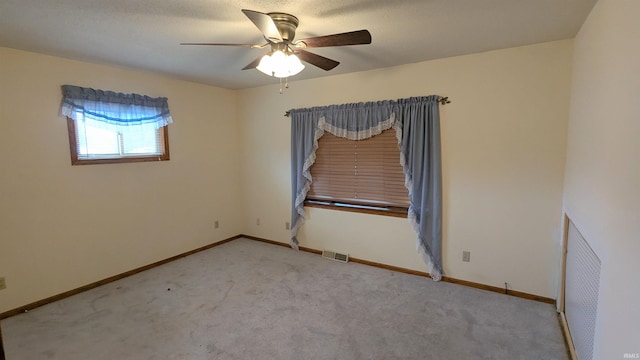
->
322, 250, 349, 263
565, 220, 601, 360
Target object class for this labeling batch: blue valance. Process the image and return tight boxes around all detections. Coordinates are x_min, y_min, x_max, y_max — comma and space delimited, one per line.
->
60, 85, 173, 128
289, 96, 443, 280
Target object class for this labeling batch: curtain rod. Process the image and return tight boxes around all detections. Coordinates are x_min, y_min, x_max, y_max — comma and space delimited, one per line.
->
284, 96, 451, 117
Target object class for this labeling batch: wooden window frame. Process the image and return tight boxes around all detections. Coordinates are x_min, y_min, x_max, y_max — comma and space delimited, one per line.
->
66, 117, 170, 166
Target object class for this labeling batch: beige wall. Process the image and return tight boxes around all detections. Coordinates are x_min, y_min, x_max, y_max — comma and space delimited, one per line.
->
0, 39, 574, 313
239, 40, 573, 298
0, 47, 243, 313
563, 0, 640, 357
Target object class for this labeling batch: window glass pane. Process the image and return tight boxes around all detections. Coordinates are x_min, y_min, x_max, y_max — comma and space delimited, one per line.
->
74, 111, 162, 158
120, 123, 161, 155
76, 118, 119, 156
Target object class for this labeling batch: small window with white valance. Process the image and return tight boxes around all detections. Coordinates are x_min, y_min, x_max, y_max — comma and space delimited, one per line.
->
60, 85, 172, 165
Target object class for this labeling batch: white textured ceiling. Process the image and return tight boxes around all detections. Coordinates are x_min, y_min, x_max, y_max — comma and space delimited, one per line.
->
0, 0, 596, 89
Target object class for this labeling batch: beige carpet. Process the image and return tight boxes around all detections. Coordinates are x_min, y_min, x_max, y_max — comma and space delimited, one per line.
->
1, 238, 567, 359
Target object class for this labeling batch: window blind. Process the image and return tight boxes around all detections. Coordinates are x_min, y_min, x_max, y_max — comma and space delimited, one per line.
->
308, 129, 409, 208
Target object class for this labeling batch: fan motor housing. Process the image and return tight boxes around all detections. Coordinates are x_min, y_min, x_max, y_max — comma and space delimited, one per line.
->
268, 12, 299, 41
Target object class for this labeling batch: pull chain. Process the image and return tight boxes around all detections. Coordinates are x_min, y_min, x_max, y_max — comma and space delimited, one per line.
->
278, 77, 291, 94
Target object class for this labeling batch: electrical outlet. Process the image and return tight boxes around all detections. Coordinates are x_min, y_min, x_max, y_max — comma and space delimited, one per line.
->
214, 220, 219, 229
462, 251, 471, 262
285, 222, 290, 230
256, 218, 260, 226
0, 277, 6, 290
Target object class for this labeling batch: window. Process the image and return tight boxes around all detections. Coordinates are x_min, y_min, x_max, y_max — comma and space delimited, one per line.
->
67, 112, 170, 165
61, 85, 172, 165
306, 129, 409, 217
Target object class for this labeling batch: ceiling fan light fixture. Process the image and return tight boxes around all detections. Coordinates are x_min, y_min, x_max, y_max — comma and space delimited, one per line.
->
256, 50, 305, 78
256, 54, 274, 76
285, 53, 305, 76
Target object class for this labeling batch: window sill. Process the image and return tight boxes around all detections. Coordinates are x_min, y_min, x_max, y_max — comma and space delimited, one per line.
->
304, 200, 408, 218
71, 155, 169, 166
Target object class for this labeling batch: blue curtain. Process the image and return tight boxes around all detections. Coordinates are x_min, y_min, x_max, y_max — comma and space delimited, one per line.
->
60, 85, 172, 127
289, 96, 443, 280
397, 97, 443, 280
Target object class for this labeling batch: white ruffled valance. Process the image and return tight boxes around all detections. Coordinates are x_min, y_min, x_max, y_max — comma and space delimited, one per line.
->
317, 113, 396, 140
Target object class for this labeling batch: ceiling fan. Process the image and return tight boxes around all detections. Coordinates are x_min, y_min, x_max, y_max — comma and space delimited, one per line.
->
181, 9, 372, 78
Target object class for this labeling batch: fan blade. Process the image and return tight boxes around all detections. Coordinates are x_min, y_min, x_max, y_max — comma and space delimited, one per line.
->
180, 43, 257, 47
297, 30, 371, 48
296, 50, 339, 71
241, 9, 283, 42
242, 53, 267, 70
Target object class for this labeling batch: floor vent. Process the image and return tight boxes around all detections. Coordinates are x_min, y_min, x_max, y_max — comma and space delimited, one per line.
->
322, 250, 349, 263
